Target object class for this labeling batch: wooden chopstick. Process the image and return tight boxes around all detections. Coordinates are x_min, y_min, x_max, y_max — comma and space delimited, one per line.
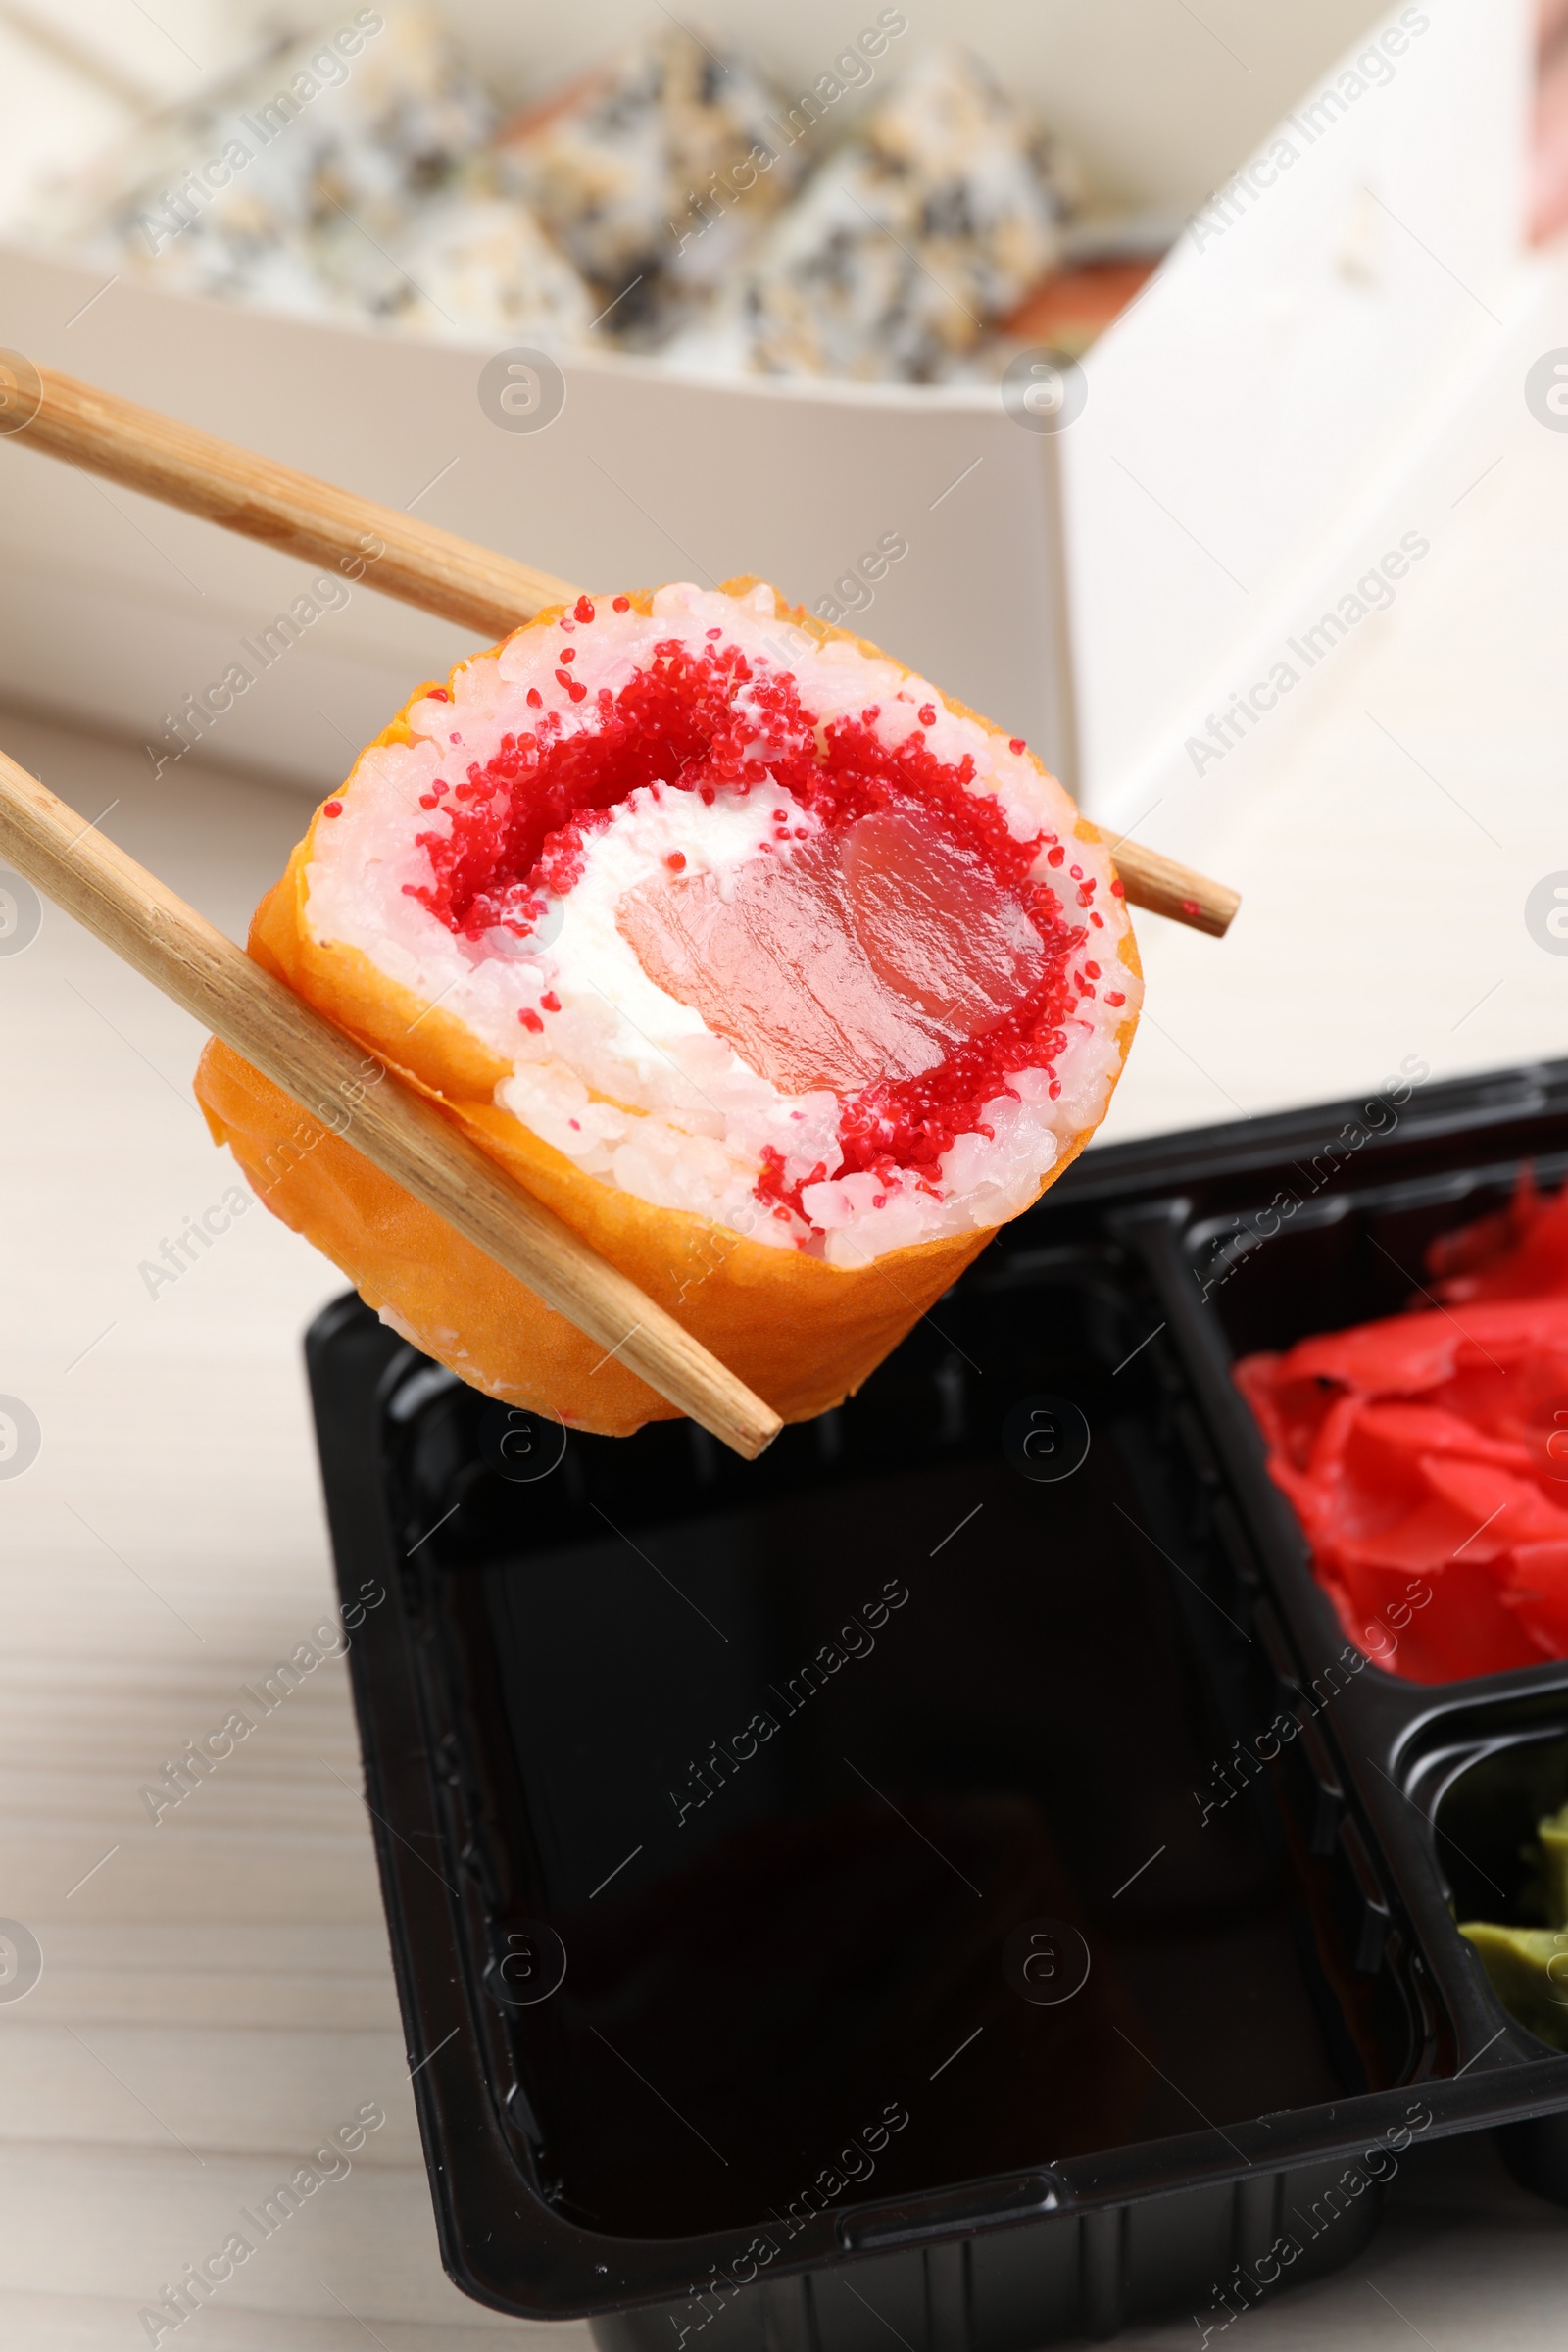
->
1105, 839, 1239, 939
8, 359, 573, 641
5, 360, 1240, 939
0, 747, 783, 1463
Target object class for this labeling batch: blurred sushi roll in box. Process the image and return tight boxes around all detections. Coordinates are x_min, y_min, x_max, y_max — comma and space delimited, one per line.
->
31, 11, 1119, 375
386, 194, 591, 341
43, 9, 591, 342
495, 24, 812, 348
672, 48, 1082, 383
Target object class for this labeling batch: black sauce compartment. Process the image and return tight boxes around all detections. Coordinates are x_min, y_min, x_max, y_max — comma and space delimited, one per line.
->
309, 1057, 1568, 2346
311, 1194, 1507, 2351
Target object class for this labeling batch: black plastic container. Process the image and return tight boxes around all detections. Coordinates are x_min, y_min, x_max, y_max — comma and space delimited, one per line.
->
309, 1055, 1568, 2348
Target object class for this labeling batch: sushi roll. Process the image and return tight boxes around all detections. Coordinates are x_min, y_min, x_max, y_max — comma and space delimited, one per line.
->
195, 580, 1141, 1434
496, 26, 810, 348
47, 11, 590, 343
386, 192, 592, 344
671, 48, 1078, 383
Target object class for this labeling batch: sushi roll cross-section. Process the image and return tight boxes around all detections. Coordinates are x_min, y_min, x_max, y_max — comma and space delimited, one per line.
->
196, 578, 1141, 1432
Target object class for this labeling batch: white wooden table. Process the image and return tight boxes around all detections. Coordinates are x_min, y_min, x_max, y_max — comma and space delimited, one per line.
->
5, 327, 1568, 2344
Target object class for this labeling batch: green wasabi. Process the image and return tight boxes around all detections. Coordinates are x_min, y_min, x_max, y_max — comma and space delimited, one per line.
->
1460, 1801, 1568, 2052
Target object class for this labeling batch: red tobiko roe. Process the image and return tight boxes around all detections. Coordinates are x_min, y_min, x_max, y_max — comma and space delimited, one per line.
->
402, 633, 1102, 1204
1236, 1170, 1568, 1683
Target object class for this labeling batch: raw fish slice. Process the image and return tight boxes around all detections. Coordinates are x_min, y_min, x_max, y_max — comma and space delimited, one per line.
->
618, 803, 1043, 1095
617, 837, 949, 1096
842, 807, 1044, 1027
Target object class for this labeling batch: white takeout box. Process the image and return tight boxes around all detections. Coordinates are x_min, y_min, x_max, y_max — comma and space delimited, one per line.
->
0, 0, 1532, 826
